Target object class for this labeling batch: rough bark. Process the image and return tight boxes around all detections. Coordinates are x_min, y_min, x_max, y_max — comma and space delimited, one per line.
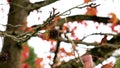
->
0, 0, 58, 68
0, 0, 30, 68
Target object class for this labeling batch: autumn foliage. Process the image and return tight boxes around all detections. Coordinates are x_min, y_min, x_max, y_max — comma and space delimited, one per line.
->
1, 0, 120, 68
108, 13, 119, 32
21, 1, 120, 67
21, 44, 43, 68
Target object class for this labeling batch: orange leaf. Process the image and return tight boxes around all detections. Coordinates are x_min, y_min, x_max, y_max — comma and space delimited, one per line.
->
84, 0, 91, 3
101, 62, 114, 68
66, 52, 73, 56
108, 13, 118, 25
108, 13, 119, 32
35, 58, 43, 68
86, 7, 97, 16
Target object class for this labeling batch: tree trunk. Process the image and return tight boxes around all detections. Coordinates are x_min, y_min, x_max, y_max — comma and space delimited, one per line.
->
0, 0, 30, 68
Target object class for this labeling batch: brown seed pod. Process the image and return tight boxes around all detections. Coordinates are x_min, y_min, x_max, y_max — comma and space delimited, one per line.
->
49, 29, 59, 40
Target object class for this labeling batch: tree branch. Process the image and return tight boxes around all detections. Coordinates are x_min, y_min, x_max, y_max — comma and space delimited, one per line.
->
58, 37, 120, 48
64, 34, 84, 65
59, 3, 100, 16
16, 12, 59, 43
56, 45, 117, 68
57, 15, 113, 26
0, 11, 59, 43
0, 31, 18, 42
52, 41, 61, 68
29, 0, 59, 11
107, 33, 120, 44
81, 33, 115, 41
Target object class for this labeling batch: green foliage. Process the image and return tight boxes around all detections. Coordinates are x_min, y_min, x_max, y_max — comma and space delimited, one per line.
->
115, 57, 120, 68
25, 46, 37, 68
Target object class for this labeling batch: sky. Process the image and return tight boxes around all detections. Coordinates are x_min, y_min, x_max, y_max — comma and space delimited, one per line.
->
0, 0, 120, 68
27, 0, 120, 68
27, 0, 120, 55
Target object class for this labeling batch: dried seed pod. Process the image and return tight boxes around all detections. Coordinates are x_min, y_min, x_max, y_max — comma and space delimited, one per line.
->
49, 29, 59, 40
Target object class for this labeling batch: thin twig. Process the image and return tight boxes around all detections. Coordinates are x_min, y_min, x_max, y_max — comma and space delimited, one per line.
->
0, 23, 22, 28
64, 34, 84, 65
81, 33, 116, 41
17, 12, 59, 43
0, 10, 59, 43
59, 1, 100, 16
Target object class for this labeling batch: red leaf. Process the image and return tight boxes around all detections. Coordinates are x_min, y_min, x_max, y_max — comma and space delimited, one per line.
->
96, 26, 99, 29
111, 24, 118, 33
71, 26, 77, 37
35, 58, 43, 64
62, 25, 69, 32
77, 20, 83, 23
50, 46, 56, 52
22, 63, 30, 68
47, 55, 52, 59
99, 35, 107, 45
60, 48, 66, 53
22, 45, 29, 62
83, 22, 88, 27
